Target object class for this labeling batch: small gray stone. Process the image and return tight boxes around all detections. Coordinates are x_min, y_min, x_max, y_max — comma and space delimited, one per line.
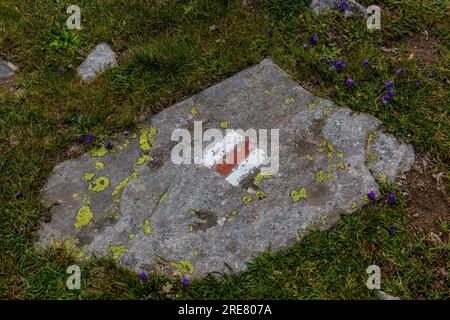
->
0, 57, 18, 81
376, 290, 401, 300
36, 59, 414, 278
310, 0, 366, 16
77, 43, 117, 81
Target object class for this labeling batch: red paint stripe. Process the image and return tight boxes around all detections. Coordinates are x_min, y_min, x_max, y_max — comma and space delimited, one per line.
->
214, 140, 250, 176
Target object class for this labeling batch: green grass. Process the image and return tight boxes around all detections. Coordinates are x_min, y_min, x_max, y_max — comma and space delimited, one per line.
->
0, 0, 448, 299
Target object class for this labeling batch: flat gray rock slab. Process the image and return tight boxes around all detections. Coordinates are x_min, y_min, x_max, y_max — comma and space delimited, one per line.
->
37, 59, 414, 278
77, 43, 117, 81
0, 58, 17, 81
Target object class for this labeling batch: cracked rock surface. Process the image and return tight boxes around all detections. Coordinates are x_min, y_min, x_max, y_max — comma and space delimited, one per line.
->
37, 59, 414, 278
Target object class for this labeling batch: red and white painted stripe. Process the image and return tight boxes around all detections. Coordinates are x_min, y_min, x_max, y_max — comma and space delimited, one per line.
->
200, 131, 267, 186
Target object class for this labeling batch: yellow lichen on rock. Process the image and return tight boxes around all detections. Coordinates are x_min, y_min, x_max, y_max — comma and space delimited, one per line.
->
83, 172, 95, 181
253, 173, 272, 187
290, 187, 307, 202
187, 208, 197, 216
242, 194, 253, 203
316, 170, 326, 182
378, 173, 388, 185
159, 192, 169, 205
139, 129, 150, 151
323, 108, 335, 117
139, 127, 157, 151
111, 153, 151, 197
83, 195, 91, 204
143, 219, 152, 234
219, 120, 229, 129
74, 205, 93, 228
256, 190, 266, 199
136, 154, 150, 165
336, 161, 345, 170
88, 176, 110, 193
284, 97, 295, 104
90, 145, 108, 157
111, 128, 156, 197
117, 139, 130, 151
112, 172, 137, 196
95, 162, 105, 169
316, 170, 335, 182
109, 244, 128, 260
170, 260, 195, 275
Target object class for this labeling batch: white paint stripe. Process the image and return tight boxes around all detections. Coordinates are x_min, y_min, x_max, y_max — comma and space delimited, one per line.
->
199, 131, 244, 168
225, 148, 267, 186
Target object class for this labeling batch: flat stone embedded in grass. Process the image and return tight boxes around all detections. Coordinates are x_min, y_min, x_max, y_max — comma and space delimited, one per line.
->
77, 43, 117, 81
36, 59, 414, 278
0, 57, 18, 82
376, 290, 401, 300
310, 0, 366, 16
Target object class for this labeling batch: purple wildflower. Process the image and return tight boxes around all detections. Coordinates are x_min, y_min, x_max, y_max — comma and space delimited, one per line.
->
381, 94, 391, 104
336, 60, 345, 69
426, 71, 434, 78
15, 191, 23, 199
385, 81, 393, 88
104, 141, 112, 149
415, 80, 421, 88
367, 190, 376, 200
346, 78, 354, 87
387, 193, 396, 203
181, 278, 190, 286
85, 134, 94, 143
319, 57, 328, 62
341, 1, 348, 11
363, 59, 370, 67
58, 66, 65, 73
388, 89, 395, 96
138, 272, 148, 282
267, 28, 273, 38
396, 67, 404, 75
389, 225, 396, 236
310, 35, 318, 45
